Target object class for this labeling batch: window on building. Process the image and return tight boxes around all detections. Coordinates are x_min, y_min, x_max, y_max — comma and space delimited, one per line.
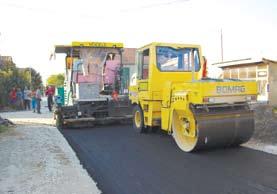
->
248, 66, 256, 78
239, 67, 247, 79
223, 69, 230, 78
257, 71, 267, 77
231, 68, 239, 79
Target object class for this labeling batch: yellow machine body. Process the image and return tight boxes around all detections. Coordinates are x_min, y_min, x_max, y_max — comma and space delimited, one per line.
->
129, 42, 258, 152
71, 41, 123, 48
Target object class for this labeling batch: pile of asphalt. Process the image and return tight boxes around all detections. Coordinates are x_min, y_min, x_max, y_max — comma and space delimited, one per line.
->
252, 104, 277, 144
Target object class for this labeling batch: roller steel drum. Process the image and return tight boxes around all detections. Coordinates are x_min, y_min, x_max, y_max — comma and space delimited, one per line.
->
172, 105, 254, 152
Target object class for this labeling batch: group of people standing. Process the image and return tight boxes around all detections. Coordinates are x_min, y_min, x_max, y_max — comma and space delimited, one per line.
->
9, 86, 54, 113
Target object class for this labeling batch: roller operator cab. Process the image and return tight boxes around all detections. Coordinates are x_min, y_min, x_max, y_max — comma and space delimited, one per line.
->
129, 42, 258, 152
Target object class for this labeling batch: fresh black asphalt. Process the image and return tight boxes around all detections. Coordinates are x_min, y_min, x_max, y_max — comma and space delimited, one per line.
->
61, 125, 277, 194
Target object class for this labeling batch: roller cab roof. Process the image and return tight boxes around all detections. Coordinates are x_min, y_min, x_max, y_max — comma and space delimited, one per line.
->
137, 42, 201, 52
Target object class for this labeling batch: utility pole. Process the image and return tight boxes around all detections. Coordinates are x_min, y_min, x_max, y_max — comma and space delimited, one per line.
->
220, 28, 224, 62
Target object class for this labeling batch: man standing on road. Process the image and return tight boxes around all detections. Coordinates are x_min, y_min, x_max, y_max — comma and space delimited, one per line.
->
16, 88, 24, 110
45, 86, 54, 112
35, 87, 42, 114
23, 87, 31, 110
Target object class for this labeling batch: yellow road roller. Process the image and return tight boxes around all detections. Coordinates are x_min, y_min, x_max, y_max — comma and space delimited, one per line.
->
129, 42, 258, 152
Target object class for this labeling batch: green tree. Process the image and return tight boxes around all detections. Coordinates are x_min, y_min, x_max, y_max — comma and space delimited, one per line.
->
0, 62, 43, 107
29, 68, 43, 90
17, 68, 43, 90
47, 73, 65, 87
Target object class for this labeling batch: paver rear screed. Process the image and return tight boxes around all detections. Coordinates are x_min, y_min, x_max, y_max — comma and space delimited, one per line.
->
61, 125, 277, 194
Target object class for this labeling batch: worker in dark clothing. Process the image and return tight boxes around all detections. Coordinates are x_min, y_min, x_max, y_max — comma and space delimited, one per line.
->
45, 86, 54, 112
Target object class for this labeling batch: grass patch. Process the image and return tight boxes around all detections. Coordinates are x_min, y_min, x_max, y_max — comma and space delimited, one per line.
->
0, 125, 9, 133
273, 107, 277, 114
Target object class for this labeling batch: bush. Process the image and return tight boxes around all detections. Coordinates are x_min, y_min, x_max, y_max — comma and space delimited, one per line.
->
0, 63, 42, 107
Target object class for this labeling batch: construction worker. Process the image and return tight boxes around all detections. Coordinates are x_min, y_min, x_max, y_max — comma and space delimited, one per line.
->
45, 86, 54, 112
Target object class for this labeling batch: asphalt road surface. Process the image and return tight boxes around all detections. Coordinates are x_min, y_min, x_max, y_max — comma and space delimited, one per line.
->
61, 125, 277, 194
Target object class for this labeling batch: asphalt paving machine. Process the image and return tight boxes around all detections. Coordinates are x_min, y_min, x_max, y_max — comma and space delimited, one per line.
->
129, 42, 258, 152
54, 41, 132, 128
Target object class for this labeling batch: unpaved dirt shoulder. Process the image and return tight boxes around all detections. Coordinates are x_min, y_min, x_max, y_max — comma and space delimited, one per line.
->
243, 104, 277, 155
0, 122, 101, 194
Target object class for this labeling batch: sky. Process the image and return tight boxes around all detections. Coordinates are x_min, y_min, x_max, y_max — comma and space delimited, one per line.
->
0, 0, 276, 82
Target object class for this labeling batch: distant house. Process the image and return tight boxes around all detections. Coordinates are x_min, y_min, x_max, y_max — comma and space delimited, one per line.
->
213, 58, 277, 105
0, 56, 13, 67
122, 48, 136, 66
122, 48, 136, 91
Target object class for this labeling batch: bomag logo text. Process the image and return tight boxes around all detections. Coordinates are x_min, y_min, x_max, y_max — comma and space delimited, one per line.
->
216, 86, 246, 94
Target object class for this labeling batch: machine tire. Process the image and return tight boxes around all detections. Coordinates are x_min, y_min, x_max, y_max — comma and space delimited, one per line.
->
55, 111, 64, 129
132, 105, 146, 133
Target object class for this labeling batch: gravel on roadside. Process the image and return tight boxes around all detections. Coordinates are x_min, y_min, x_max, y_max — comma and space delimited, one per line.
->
0, 109, 101, 194
243, 103, 277, 155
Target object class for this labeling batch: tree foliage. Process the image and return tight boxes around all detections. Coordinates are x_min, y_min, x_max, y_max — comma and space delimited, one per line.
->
28, 68, 43, 90
0, 61, 43, 107
46, 73, 64, 87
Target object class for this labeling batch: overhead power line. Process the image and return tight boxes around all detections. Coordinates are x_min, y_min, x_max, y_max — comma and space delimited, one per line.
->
119, 0, 190, 12
0, 0, 190, 16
